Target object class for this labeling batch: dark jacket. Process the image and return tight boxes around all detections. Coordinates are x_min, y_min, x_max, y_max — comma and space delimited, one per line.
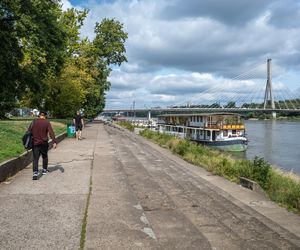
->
29, 119, 57, 145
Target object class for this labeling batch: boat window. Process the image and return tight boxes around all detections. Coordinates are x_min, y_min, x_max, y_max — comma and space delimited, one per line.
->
223, 130, 228, 136
232, 130, 236, 134
207, 131, 211, 136
200, 116, 203, 122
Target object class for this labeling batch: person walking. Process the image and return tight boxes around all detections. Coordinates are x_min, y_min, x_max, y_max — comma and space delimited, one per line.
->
73, 111, 84, 140
29, 111, 57, 180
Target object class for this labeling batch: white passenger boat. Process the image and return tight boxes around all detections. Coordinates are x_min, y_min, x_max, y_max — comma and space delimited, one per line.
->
157, 113, 248, 152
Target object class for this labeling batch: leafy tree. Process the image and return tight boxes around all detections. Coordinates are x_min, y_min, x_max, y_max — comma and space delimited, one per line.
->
43, 8, 89, 117
45, 62, 87, 117
210, 102, 221, 108
0, 0, 68, 117
0, 1, 23, 118
19, 0, 68, 108
224, 101, 236, 108
1, 2, 128, 119
93, 18, 128, 66
82, 18, 128, 118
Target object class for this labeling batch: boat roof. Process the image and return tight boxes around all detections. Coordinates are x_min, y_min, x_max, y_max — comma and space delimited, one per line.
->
158, 113, 241, 118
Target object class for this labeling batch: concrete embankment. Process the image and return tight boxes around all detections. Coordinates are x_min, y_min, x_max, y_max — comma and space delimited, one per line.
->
0, 122, 299, 249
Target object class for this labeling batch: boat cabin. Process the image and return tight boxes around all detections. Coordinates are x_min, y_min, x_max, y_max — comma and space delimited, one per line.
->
158, 113, 246, 142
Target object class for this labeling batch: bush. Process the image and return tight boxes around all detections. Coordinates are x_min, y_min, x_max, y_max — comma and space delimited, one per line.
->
251, 157, 271, 189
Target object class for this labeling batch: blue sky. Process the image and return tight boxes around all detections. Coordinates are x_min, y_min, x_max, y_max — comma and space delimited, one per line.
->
62, 0, 300, 109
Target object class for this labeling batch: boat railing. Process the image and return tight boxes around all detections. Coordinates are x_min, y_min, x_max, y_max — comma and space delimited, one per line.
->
206, 123, 245, 130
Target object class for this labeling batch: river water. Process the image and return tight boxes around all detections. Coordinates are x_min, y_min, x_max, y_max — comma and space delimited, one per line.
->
241, 120, 300, 174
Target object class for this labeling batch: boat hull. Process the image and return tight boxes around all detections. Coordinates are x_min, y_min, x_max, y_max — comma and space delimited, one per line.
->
194, 139, 248, 152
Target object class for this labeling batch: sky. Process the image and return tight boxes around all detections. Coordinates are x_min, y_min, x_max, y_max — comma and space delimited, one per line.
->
62, 0, 300, 109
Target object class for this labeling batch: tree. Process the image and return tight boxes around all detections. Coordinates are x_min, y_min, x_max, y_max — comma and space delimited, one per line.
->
1, 2, 128, 119
19, 0, 68, 108
224, 101, 236, 108
93, 18, 128, 66
82, 18, 128, 118
0, 0, 68, 117
0, 1, 23, 118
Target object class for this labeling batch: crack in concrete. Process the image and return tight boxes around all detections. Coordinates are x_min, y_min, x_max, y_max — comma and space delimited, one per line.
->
49, 158, 93, 165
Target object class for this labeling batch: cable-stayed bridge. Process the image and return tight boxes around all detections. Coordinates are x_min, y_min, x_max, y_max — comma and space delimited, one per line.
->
104, 59, 300, 117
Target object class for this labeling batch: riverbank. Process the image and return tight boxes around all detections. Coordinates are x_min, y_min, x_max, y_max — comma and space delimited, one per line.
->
0, 120, 68, 163
138, 129, 300, 213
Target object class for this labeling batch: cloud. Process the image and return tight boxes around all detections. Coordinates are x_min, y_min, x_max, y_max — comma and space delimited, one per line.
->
69, 0, 300, 109
158, 0, 272, 26
269, 0, 300, 28
106, 70, 270, 108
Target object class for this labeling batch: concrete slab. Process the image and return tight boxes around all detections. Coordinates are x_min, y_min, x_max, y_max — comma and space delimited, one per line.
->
0, 123, 99, 250
85, 125, 158, 250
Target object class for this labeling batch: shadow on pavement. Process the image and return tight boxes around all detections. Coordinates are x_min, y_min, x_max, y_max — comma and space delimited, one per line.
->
48, 165, 65, 173
36, 165, 64, 180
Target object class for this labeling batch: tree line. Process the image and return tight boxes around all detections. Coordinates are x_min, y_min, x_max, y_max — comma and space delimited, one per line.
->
0, 0, 127, 118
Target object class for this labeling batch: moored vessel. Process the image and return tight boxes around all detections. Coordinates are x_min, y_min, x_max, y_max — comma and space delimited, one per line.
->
157, 113, 248, 152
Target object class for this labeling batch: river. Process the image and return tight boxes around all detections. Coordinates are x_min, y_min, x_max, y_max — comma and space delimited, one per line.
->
241, 120, 300, 174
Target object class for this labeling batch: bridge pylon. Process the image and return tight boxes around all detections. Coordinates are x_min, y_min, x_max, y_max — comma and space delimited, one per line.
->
263, 59, 276, 118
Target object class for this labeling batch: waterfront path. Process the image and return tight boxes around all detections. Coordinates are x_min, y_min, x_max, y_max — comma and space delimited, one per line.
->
0, 122, 300, 249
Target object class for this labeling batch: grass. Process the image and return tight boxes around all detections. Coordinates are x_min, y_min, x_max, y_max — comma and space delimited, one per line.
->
116, 121, 135, 132
139, 129, 300, 213
0, 120, 67, 163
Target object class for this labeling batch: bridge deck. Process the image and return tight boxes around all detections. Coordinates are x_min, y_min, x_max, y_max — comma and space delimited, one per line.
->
0, 122, 299, 249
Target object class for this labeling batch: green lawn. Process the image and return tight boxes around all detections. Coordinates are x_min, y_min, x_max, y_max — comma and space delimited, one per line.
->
0, 120, 67, 163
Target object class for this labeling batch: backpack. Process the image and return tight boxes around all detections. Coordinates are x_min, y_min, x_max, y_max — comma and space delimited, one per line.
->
22, 131, 33, 150
22, 120, 35, 150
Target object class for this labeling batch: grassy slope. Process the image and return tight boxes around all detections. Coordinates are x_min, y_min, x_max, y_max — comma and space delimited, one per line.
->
137, 128, 300, 213
0, 120, 67, 163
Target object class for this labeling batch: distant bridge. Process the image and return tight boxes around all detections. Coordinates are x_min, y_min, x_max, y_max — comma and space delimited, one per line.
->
103, 107, 300, 120
103, 107, 300, 113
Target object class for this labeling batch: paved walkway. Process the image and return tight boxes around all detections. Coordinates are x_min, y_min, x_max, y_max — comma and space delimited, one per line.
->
0, 122, 300, 249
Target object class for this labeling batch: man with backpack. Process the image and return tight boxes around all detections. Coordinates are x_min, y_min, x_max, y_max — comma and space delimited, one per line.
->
28, 111, 57, 180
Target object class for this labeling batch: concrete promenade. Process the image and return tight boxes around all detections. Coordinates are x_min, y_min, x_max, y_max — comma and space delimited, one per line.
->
0, 122, 300, 249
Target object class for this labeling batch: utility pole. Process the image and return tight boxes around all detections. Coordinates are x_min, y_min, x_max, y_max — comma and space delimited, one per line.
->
133, 100, 136, 119
263, 59, 276, 118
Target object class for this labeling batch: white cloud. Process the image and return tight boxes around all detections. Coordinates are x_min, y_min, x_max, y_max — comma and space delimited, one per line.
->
70, 0, 300, 109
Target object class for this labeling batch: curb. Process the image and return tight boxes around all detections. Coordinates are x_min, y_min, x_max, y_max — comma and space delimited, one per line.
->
0, 132, 67, 183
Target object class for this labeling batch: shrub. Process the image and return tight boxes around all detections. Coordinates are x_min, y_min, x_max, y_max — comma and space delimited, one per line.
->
250, 157, 271, 189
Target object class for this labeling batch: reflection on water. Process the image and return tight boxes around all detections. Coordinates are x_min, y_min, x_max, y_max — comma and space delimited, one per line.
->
233, 120, 300, 174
